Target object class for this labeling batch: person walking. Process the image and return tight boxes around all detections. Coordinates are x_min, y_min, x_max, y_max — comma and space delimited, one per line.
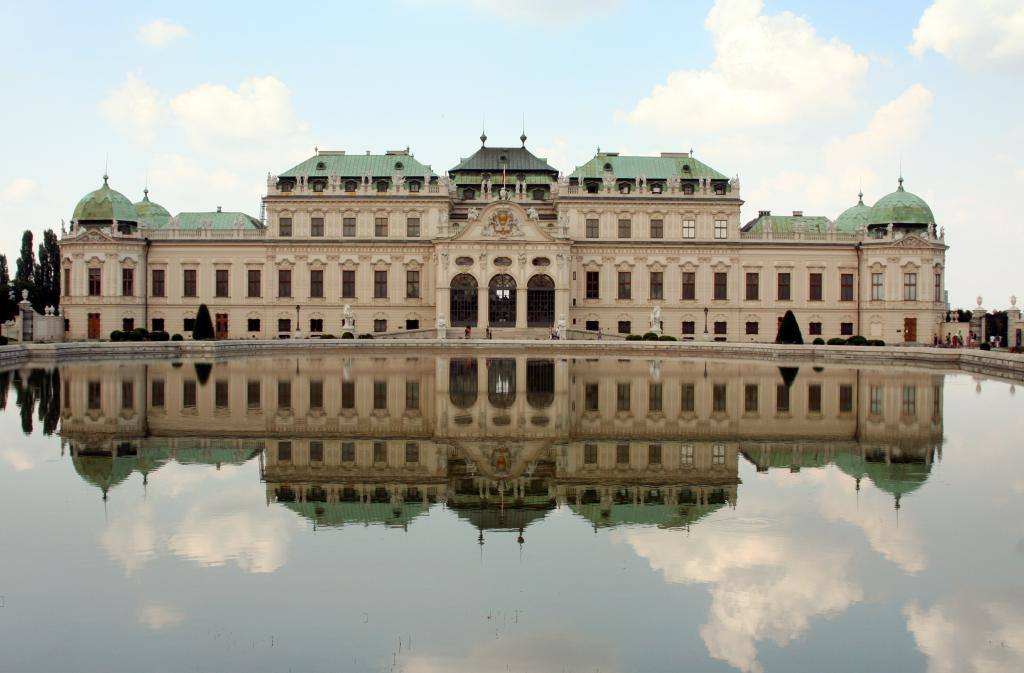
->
486, 327, 492, 340
464, 325, 471, 339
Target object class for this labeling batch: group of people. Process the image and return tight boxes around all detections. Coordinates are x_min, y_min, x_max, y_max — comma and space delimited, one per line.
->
935, 331, 1003, 348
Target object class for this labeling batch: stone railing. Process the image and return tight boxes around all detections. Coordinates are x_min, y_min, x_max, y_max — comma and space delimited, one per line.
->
556, 183, 738, 199
145, 228, 268, 240
267, 178, 451, 198
739, 230, 862, 242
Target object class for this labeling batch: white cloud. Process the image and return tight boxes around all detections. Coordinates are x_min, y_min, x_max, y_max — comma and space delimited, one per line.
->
137, 19, 190, 47
624, 0, 869, 134
446, 0, 620, 24
905, 591, 1024, 673
1, 448, 35, 471
137, 603, 185, 630
0, 178, 36, 206
99, 504, 158, 576
99, 72, 164, 143
910, 1, 1024, 67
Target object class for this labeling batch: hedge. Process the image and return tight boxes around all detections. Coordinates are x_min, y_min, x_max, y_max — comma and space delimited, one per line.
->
341, 332, 354, 339
110, 330, 125, 342
812, 337, 825, 345
171, 334, 184, 341
658, 334, 677, 341
625, 334, 643, 341
846, 335, 868, 346
827, 337, 846, 345
642, 332, 660, 341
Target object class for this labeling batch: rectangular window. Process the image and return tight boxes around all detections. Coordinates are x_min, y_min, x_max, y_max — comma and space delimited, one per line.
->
585, 383, 599, 411
934, 272, 942, 302
215, 380, 229, 409
151, 269, 165, 297
616, 444, 630, 465
122, 317, 134, 332
151, 380, 165, 408
121, 268, 134, 297
407, 217, 420, 237
309, 380, 324, 409
745, 321, 759, 335
309, 318, 323, 333
618, 320, 631, 334
375, 216, 388, 237
682, 271, 696, 300
618, 219, 631, 238
310, 217, 324, 237
183, 380, 197, 409
279, 217, 292, 237
277, 441, 291, 462
808, 384, 822, 413
714, 321, 727, 336
745, 272, 759, 301
744, 384, 759, 413
183, 269, 197, 297
405, 442, 419, 464
682, 321, 695, 335
616, 382, 631, 411
88, 268, 102, 296
121, 380, 134, 410
650, 219, 663, 239
809, 322, 822, 335
374, 270, 388, 298
904, 272, 918, 301
64, 272, 71, 297
310, 269, 324, 298
277, 380, 291, 410
245, 269, 260, 298
341, 442, 355, 462
841, 273, 854, 301
310, 441, 324, 462
343, 217, 356, 237
586, 218, 599, 238
406, 270, 420, 299
649, 383, 663, 413
335, 271, 353, 300
809, 272, 823, 301
776, 384, 790, 413
872, 272, 884, 300
840, 322, 854, 336
374, 319, 387, 332
713, 383, 727, 412
585, 271, 600, 299
246, 380, 261, 409
584, 444, 598, 465
617, 271, 631, 300
247, 318, 260, 332
373, 381, 387, 409
215, 269, 229, 298
714, 219, 727, 239
714, 272, 727, 300
278, 269, 291, 298
682, 219, 695, 239
183, 318, 196, 332
713, 444, 725, 465
648, 444, 662, 464
777, 272, 791, 301
341, 381, 355, 409
277, 318, 291, 333
681, 383, 695, 412
406, 381, 420, 410
151, 318, 164, 332
649, 271, 663, 300
839, 384, 853, 413
585, 319, 599, 331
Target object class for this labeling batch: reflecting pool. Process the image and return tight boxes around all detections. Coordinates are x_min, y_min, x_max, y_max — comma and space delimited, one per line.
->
1, 355, 1022, 673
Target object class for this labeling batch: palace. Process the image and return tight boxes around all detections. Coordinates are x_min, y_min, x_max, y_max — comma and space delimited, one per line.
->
59, 135, 947, 343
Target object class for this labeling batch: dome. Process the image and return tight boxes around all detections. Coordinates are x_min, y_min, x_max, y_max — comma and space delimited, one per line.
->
868, 177, 935, 227
72, 175, 138, 224
835, 192, 871, 232
133, 188, 171, 229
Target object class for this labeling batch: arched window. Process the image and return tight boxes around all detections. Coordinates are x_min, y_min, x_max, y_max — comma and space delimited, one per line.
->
488, 274, 516, 327
450, 273, 478, 327
527, 274, 555, 327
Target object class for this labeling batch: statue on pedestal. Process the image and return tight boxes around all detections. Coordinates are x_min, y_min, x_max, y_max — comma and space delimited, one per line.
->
650, 305, 662, 335
437, 314, 447, 338
342, 304, 355, 333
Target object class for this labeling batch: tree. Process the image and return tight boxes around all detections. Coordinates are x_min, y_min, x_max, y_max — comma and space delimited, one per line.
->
192, 304, 215, 340
775, 310, 804, 345
15, 230, 35, 285
0, 254, 14, 322
33, 229, 61, 312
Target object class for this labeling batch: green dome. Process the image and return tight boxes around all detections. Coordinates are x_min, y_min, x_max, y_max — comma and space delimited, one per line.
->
835, 192, 871, 232
133, 189, 171, 229
868, 178, 935, 227
72, 175, 138, 223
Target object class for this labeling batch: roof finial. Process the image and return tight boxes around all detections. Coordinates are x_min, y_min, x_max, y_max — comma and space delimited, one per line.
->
480, 115, 487, 147
898, 160, 904, 191
520, 113, 527, 147
858, 177, 863, 204
103, 153, 109, 185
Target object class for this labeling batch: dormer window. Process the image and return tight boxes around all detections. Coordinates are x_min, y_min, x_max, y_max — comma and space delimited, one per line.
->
315, 161, 326, 171
312, 181, 324, 192
651, 183, 663, 194
463, 188, 476, 200
682, 164, 691, 173
714, 183, 726, 195
408, 180, 420, 193
683, 183, 694, 195
619, 182, 631, 194
586, 181, 599, 194
376, 180, 389, 193
532, 188, 545, 200
280, 181, 293, 192
394, 161, 404, 171
603, 163, 612, 171
344, 180, 357, 193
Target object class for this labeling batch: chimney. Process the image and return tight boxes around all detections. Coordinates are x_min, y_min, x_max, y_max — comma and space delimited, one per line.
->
758, 210, 771, 217
792, 210, 803, 217
216, 206, 222, 213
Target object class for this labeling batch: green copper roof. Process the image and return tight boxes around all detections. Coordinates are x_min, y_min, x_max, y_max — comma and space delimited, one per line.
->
570, 501, 724, 529
72, 175, 138, 223
155, 210, 263, 231
868, 178, 935, 226
282, 501, 429, 528
450, 146, 558, 174
134, 189, 171, 229
279, 152, 436, 179
835, 193, 872, 231
740, 214, 857, 235
570, 153, 727, 180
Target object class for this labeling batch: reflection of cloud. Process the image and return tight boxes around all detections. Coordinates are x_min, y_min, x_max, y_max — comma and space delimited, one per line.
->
2, 448, 35, 471
99, 504, 157, 576
400, 628, 621, 673
167, 493, 297, 573
147, 462, 241, 498
137, 603, 184, 630
905, 590, 1024, 673
620, 528, 861, 673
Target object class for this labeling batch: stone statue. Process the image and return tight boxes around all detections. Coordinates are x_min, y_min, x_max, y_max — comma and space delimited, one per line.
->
392, 171, 405, 189
928, 223, 935, 238
650, 305, 662, 334
343, 304, 353, 321
437, 313, 447, 335
526, 207, 539, 220
468, 208, 480, 221
557, 212, 569, 237
557, 314, 566, 339
977, 296, 983, 307
498, 186, 509, 201
1011, 295, 1017, 308
602, 173, 615, 191
21, 289, 29, 302
939, 226, 945, 239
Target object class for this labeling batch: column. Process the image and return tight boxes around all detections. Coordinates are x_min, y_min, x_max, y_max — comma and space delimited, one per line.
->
477, 285, 487, 329
515, 287, 527, 328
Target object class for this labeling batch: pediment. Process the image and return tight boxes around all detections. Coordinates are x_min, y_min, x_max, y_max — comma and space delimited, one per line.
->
880, 233, 943, 249
450, 202, 557, 243
76, 228, 116, 244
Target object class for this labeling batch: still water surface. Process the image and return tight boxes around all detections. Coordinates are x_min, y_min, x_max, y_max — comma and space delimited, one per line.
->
1, 355, 1022, 673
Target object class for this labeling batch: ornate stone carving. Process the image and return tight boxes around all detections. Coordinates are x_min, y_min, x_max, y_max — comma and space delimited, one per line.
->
526, 207, 539, 220
482, 208, 523, 238
467, 208, 480, 221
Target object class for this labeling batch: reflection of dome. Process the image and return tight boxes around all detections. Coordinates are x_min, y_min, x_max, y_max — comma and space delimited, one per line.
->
451, 504, 554, 532
571, 501, 724, 529
833, 450, 933, 499
72, 175, 138, 224
835, 192, 871, 232
868, 177, 935, 228
72, 452, 137, 498
133, 188, 171, 229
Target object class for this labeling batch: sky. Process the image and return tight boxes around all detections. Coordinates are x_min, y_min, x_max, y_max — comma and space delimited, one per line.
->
0, 0, 1021, 308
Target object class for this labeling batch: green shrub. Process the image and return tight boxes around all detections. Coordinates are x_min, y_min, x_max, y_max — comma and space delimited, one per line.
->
980, 342, 991, 351
149, 330, 169, 342
357, 333, 374, 339
0, 335, 8, 346
341, 332, 354, 339
658, 334, 677, 341
128, 328, 148, 341
625, 334, 643, 341
171, 333, 184, 341
110, 330, 125, 342
827, 337, 846, 345
319, 334, 336, 339
846, 335, 868, 346
192, 304, 215, 340
868, 339, 885, 346
642, 332, 659, 341
775, 310, 804, 344
812, 337, 825, 345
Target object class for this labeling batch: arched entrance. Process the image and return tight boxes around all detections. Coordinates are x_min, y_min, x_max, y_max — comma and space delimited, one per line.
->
450, 273, 478, 327
488, 274, 517, 327
526, 359, 554, 408
527, 274, 555, 327
449, 359, 478, 408
487, 358, 516, 407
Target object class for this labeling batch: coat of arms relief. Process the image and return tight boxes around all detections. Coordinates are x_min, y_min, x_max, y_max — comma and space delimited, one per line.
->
482, 208, 523, 238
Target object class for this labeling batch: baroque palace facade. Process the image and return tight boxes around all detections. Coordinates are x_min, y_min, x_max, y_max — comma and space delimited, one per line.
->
59, 135, 948, 342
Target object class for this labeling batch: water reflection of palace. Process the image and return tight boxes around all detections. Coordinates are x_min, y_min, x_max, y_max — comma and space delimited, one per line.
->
47, 356, 944, 529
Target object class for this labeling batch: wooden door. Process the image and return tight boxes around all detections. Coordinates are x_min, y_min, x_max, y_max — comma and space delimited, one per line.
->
215, 314, 229, 339
88, 313, 101, 339
904, 317, 917, 343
